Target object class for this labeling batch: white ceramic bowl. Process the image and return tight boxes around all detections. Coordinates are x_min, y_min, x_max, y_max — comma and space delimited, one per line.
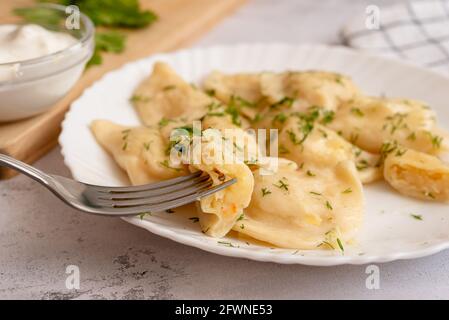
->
60, 43, 449, 266
0, 4, 94, 122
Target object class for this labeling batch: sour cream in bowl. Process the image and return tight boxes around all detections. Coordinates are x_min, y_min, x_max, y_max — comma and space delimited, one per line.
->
0, 4, 94, 122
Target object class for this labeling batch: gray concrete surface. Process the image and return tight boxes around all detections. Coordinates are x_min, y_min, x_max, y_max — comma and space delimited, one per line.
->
1, 0, 449, 299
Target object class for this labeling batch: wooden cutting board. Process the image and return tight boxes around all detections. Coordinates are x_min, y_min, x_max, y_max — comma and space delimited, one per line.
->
0, 0, 246, 179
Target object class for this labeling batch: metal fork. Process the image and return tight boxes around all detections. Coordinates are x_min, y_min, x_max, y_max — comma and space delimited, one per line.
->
0, 154, 236, 216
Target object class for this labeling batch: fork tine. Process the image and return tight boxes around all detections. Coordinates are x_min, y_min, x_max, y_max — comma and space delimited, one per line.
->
88, 178, 237, 216
92, 179, 213, 207
87, 171, 202, 193
93, 175, 210, 200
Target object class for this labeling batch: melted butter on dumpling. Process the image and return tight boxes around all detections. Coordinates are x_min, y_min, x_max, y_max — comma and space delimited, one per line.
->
91, 120, 187, 185
131, 62, 213, 126
383, 145, 449, 202
278, 117, 381, 183
233, 160, 364, 250
329, 96, 446, 155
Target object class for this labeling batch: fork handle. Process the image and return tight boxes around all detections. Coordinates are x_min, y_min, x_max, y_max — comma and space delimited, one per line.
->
0, 153, 51, 185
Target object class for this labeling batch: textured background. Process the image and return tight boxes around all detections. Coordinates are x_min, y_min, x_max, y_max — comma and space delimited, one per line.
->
2, 0, 449, 299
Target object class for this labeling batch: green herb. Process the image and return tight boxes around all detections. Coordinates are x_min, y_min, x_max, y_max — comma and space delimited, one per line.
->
261, 187, 272, 197
17, 0, 157, 66
356, 159, 369, 171
122, 142, 128, 151
270, 97, 294, 109
273, 179, 289, 191
205, 89, 216, 97
407, 132, 417, 141
163, 85, 176, 91
424, 191, 436, 199
342, 188, 352, 194
159, 160, 181, 172
89, 31, 126, 66
325, 200, 333, 210
278, 145, 290, 154
336, 238, 344, 252
410, 214, 423, 221
428, 132, 443, 149
318, 241, 334, 249
350, 108, 365, 117
349, 132, 359, 144
321, 110, 335, 124
143, 141, 152, 151
189, 217, 199, 223
59, 0, 157, 28
383, 113, 408, 135
225, 104, 241, 127
130, 94, 150, 103
306, 170, 315, 177
217, 241, 237, 248
237, 213, 245, 221
272, 113, 287, 125
309, 191, 322, 196
158, 117, 175, 127
335, 75, 344, 85
240, 224, 245, 230
138, 212, 151, 219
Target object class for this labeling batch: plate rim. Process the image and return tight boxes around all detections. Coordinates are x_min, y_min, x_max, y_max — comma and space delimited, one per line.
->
60, 42, 449, 266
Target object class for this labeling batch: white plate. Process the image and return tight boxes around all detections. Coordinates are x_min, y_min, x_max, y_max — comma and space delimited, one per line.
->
60, 43, 449, 266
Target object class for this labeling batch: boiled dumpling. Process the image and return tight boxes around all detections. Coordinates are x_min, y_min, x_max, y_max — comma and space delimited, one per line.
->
328, 96, 447, 155
383, 144, 449, 202
91, 120, 187, 185
233, 160, 364, 249
131, 62, 213, 127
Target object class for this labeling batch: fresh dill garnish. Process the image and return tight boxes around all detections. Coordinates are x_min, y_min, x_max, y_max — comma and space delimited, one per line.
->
342, 188, 352, 194
318, 241, 334, 249
261, 187, 272, 197
356, 159, 369, 171
410, 214, 423, 221
163, 85, 176, 91
349, 132, 359, 144
273, 178, 289, 191
325, 200, 333, 210
217, 241, 237, 248
237, 213, 245, 221
138, 212, 151, 219
158, 117, 175, 127
240, 224, 245, 229
407, 132, 417, 141
130, 94, 150, 103
272, 113, 287, 125
336, 238, 344, 252
205, 89, 216, 97
278, 145, 290, 154
143, 141, 152, 151
270, 97, 294, 109
122, 142, 128, 151
383, 113, 408, 134
309, 191, 322, 196
306, 170, 315, 177
424, 191, 436, 199
321, 110, 335, 124
159, 160, 182, 172
428, 132, 443, 149
350, 108, 364, 117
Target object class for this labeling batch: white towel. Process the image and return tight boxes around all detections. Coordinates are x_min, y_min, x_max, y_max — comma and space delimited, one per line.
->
342, 0, 449, 75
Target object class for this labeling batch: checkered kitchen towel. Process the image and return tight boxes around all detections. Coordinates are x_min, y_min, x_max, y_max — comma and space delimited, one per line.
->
342, 0, 449, 74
